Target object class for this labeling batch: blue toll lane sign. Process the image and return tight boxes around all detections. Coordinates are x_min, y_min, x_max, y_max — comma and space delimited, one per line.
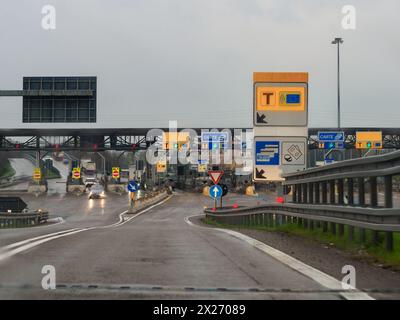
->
255, 141, 280, 166
127, 181, 139, 192
318, 131, 345, 149
209, 185, 223, 199
201, 132, 228, 150
318, 131, 344, 142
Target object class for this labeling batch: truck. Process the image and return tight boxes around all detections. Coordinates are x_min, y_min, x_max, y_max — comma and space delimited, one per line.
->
52, 152, 64, 161
81, 159, 96, 176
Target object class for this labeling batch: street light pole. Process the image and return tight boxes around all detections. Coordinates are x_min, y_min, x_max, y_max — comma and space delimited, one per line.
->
332, 37, 343, 129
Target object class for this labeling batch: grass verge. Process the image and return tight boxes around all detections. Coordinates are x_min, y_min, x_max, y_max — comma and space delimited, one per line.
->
0, 160, 16, 179
202, 217, 400, 269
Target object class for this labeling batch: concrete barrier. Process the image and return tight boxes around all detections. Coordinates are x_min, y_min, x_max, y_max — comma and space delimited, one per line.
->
127, 190, 170, 214
27, 184, 47, 195
67, 184, 86, 195
107, 184, 127, 194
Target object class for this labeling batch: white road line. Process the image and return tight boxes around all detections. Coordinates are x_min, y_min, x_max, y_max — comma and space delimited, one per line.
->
0, 196, 173, 262
184, 214, 374, 300
0, 228, 81, 252
113, 196, 173, 227
0, 228, 95, 262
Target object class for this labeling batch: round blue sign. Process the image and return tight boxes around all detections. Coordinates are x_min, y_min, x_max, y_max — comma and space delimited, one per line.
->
209, 185, 223, 199
127, 181, 139, 192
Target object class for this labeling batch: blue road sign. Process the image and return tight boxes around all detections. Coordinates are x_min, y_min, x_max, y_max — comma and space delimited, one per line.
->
201, 132, 228, 150
209, 185, 223, 199
127, 181, 139, 192
324, 156, 335, 165
318, 131, 345, 142
255, 141, 280, 166
201, 132, 228, 143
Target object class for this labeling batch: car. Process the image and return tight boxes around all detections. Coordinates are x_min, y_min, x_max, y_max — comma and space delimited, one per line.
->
88, 184, 105, 199
84, 177, 97, 189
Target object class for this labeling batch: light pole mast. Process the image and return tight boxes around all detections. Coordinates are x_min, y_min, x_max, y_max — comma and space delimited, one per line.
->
332, 37, 343, 129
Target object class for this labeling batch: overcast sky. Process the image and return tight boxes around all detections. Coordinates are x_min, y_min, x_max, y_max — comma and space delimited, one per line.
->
0, 0, 399, 129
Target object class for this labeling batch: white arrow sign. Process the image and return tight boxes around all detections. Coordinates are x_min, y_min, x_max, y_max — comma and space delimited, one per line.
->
212, 186, 219, 197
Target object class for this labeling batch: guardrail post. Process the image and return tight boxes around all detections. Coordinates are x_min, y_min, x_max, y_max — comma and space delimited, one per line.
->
330, 222, 336, 235
292, 185, 297, 203
308, 183, 314, 204
321, 181, 327, 204
358, 178, 365, 206
338, 179, 344, 205
370, 177, 378, 208
372, 231, 379, 246
314, 182, 320, 204
322, 221, 328, 232
338, 224, 344, 236
298, 183, 303, 203
264, 213, 269, 227
359, 228, 366, 243
270, 213, 274, 228
347, 178, 354, 205
302, 184, 308, 203
384, 175, 393, 208
386, 232, 394, 251
329, 180, 335, 204
348, 226, 354, 241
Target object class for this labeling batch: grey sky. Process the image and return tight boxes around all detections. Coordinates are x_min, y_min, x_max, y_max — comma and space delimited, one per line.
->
0, 0, 399, 129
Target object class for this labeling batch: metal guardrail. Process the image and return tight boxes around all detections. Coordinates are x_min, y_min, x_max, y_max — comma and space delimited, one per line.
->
0, 210, 49, 228
282, 150, 400, 209
206, 150, 400, 251
205, 204, 398, 251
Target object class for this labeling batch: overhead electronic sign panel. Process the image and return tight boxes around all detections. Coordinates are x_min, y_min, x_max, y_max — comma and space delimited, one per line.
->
355, 131, 383, 149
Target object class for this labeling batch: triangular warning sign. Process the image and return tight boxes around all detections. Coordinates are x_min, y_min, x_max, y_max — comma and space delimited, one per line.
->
208, 170, 224, 184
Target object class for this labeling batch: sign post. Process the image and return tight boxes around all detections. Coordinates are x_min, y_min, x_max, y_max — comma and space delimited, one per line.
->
208, 171, 224, 209
209, 184, 223, 210
127, 180, 139, 208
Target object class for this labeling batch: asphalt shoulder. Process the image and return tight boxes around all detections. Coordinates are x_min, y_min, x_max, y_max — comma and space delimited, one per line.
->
190, 215, 400, 295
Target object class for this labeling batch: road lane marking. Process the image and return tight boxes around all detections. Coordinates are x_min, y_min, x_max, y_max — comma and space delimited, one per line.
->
0, 228, 81, 252
0, 228, 95, 262
184, 214, 374, 300
0, 195, 173, 262
112, 195, 172, 227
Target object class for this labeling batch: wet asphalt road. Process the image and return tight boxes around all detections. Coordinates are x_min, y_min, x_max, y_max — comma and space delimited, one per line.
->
0, 192, 347, 300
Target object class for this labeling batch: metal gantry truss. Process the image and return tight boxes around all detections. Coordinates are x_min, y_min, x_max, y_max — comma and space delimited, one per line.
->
308, 128, 400, 150
0, 134, 149, 152
1, 128, 400, 152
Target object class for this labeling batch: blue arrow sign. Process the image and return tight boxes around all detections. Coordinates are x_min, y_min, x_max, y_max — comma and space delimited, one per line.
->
209, 185, 223, 199
318, 131, 345, 142
127, 181, 139, 192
